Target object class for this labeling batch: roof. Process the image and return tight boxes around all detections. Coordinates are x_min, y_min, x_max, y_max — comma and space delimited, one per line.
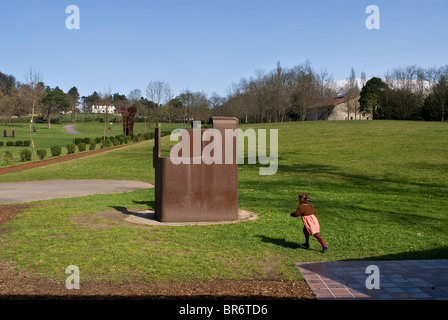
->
308, 92, 360, 110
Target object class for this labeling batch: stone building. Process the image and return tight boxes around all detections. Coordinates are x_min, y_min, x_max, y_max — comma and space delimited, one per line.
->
306, 92, 372, 121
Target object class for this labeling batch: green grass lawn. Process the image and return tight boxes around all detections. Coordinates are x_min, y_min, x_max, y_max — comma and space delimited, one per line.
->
0, 120, 184, 167
0, 120, 447, 283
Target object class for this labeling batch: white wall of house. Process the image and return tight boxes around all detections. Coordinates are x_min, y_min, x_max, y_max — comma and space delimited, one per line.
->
327, 101, 372, 120
91, 105, 116, 114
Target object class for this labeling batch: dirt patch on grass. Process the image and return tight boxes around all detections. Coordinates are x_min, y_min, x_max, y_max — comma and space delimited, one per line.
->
0, 204, 30, 228
0, 261, 314, 300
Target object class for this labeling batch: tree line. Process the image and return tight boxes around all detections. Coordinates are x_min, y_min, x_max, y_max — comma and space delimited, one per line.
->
360, 65, 448, 121
217, 62, 448, 123
1, 62, 448, 134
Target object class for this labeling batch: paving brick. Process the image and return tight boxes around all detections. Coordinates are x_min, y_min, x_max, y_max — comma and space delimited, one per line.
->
296, 259, 448, 300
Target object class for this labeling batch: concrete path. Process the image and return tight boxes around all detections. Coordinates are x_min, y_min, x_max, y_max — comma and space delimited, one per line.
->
0, 179, 154, 204
296, 259, 448, 300
63, 124, 81, 134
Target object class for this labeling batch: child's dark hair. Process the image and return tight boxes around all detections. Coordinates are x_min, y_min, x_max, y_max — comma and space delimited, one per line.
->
298, 193, 310, 204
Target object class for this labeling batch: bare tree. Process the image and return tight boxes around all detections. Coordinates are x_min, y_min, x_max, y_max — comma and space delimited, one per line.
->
0, 91, 7, 119
146, 80, 171, 123
360, 71, 367, 88
21, 68, 45, 158
344, 67, 359, 94
271, 61, 290, 122
289, 62, 320, 121
0, 89, 18, 123
317, 67, 337, 100
127, 89, 142, 105
343, 68, 360, 119
159, 86, 175, 130
100, 90, 112, 141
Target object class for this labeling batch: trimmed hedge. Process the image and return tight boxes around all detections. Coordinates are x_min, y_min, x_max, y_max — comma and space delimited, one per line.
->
66, 143, 76, 154
78, 142, 86, 152
37, 149, 47, 160
0, 132, 150, 165
4, 151, 12, 164
20, 149, 32, 162
51, 145, 62, 157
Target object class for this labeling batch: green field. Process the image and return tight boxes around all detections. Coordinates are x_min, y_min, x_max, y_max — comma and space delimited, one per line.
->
0, 120, 186, 166
0, 120, 447, 283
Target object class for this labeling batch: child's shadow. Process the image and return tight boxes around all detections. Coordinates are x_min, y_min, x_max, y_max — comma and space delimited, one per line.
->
257, 235, 307, 250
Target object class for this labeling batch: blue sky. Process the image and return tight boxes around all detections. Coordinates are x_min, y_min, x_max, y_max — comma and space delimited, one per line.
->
1, 0, 447, 99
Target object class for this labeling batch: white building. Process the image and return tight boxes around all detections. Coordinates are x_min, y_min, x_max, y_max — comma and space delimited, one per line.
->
306, 92, 372, 121
91, 105, 116, 114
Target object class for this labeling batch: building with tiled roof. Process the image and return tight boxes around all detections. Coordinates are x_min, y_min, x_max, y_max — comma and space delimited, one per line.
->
306, 92, 372, 120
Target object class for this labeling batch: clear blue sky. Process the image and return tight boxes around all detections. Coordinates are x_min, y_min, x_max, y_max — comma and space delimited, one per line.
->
1, 0, 447, 99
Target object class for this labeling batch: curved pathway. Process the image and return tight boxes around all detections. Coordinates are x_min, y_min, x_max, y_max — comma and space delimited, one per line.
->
63, 124, 81, 134
0, 179, 153, 204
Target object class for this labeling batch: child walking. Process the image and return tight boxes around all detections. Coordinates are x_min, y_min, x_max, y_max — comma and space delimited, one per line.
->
290, 193, 329, 253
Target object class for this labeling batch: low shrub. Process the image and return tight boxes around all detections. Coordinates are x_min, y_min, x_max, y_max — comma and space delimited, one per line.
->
51, 145, 62, 157
66, 143, 76, 154
14, 140, 23, 146
78, 142, 86, 152
4, 151, 12, 164
104, 140, 112, 148
89, 141, 96, 150
94, 137, 102, 144
0, 141, 4, 146
83, 137, 91, 144
112, 139, 120, 146
74, 138, 83, 145
37, 149, 47, 160
20, 149, 32, 162
6, 141, 14, 147
125, 136, 132, 144
23, 140, 31, 146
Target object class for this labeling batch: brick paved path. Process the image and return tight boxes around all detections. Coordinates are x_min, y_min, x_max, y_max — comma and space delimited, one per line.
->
296, 259, 448, 300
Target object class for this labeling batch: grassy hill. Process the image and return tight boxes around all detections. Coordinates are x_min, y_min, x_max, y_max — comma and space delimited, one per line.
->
0, 120, 447, 283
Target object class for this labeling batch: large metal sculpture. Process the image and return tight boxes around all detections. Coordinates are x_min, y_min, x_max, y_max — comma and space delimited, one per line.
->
120, 106, 137, 136
153, 117, 239, 222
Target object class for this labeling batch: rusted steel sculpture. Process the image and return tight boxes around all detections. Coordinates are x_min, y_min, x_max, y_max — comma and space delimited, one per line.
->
120, 106, 137, 136
153, 117, 239, 222
3, 130, 15, 138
